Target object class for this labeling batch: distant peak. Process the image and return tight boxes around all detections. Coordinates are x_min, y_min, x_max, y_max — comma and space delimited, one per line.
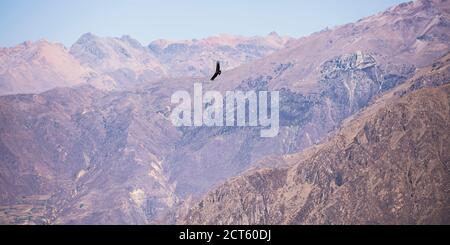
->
36, 39, 51, 44
120, 35, 143, 48
76, 32, 99, 44
387, 0, 442, 13
19, 39, 57, 49
121, 35, 132, 40
82, 32, 96, 38
268, 31, 280, 37
22, 40, 34, 47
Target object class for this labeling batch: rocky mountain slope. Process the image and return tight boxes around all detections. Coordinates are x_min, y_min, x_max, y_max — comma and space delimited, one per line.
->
164, 0, 450, 197
149, 32, 292, 77
69, 33, 166, 89
0, 41, 100, 95
0, 83, 184, 224
211, 0, 450, 93
181, 54, 450, 225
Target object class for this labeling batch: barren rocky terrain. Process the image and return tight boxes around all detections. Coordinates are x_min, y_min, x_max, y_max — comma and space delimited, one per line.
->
182, 54, 450, 225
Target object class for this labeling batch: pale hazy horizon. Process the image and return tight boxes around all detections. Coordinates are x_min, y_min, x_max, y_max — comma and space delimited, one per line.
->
0, 0, 409, 47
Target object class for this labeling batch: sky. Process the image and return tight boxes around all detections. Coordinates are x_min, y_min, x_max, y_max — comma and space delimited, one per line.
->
0, 0, 408, 47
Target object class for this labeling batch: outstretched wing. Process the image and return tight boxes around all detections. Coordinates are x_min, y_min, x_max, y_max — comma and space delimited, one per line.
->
211, 61, 221, 81
216, 62, 221, 73
210, 72, 219, 81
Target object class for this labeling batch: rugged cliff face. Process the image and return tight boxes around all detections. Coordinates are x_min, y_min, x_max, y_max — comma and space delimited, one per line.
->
163, 50, 417, 198
209, 0, 450, 93
164, 0, 450, 198
181, 57, 450, 225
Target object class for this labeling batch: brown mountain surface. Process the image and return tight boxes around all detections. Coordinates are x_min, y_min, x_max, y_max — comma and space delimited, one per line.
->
209, 0, 450, 93
181, 54, 450, 225
164, 0, 450, 198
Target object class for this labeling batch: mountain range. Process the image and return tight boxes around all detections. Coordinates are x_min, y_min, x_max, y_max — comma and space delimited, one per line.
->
0, 0, 449, 224
0, 32, 292, 96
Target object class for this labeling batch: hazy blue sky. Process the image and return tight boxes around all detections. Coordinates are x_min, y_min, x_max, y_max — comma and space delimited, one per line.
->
0, 0, 407, 47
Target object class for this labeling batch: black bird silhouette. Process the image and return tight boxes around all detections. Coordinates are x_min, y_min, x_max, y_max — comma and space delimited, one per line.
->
210, 61, 222, 81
